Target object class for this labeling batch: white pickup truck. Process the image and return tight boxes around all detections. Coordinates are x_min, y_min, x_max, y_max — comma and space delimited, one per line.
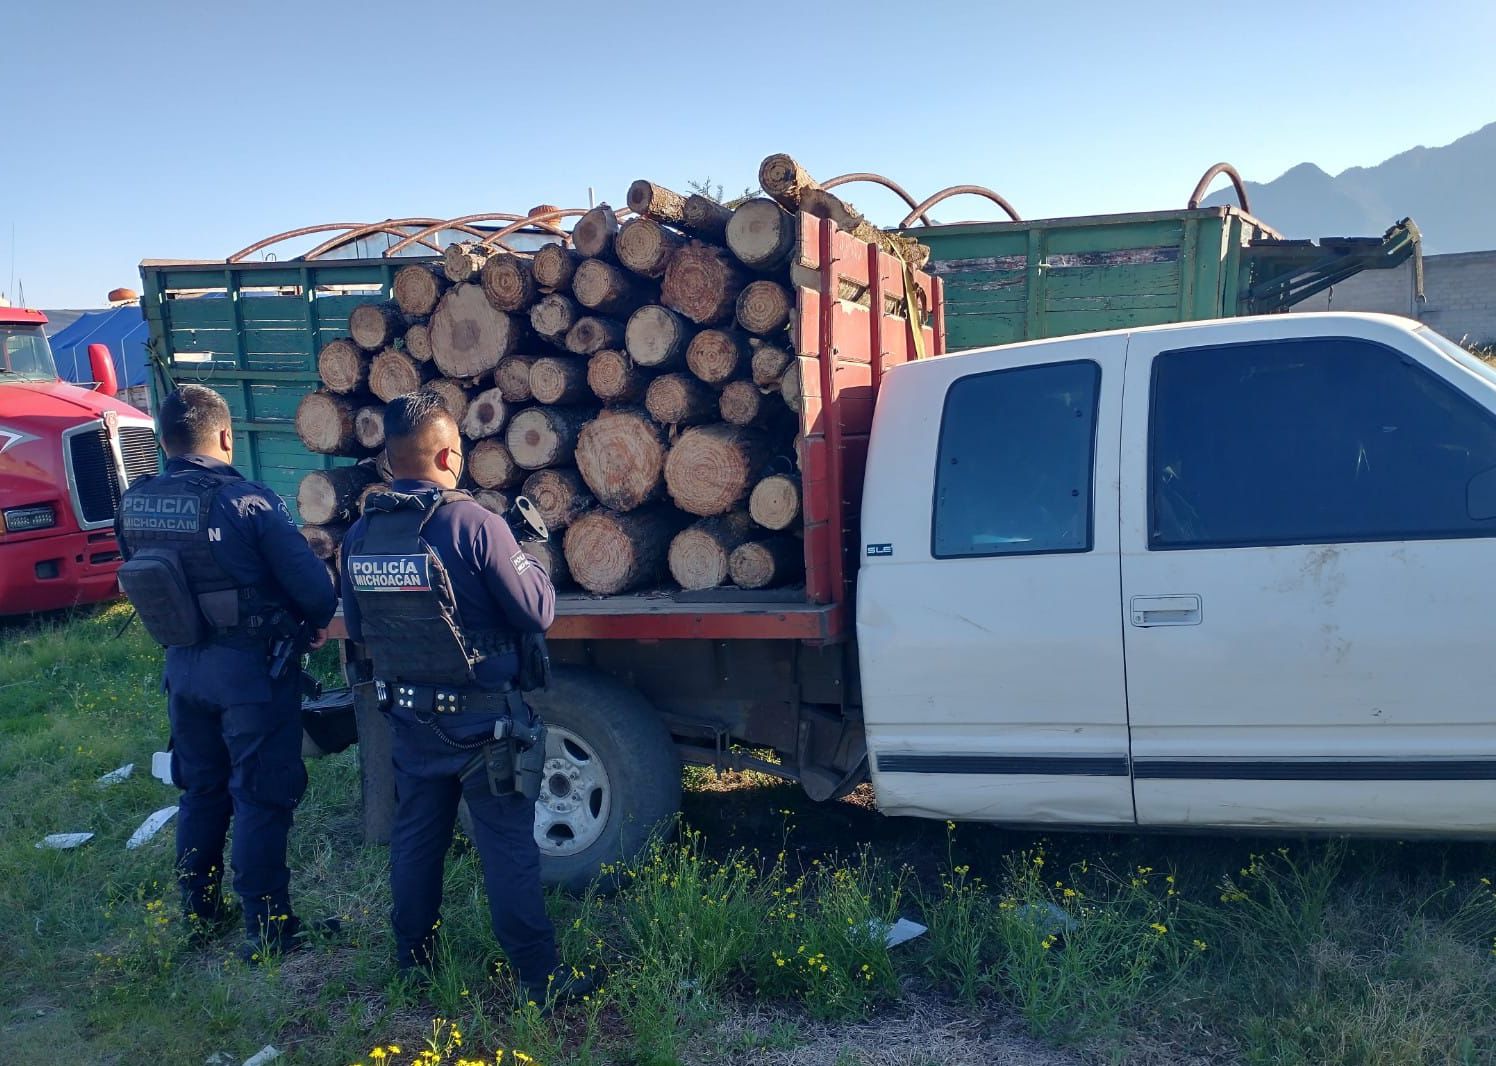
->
859, 311, 1496, 835
348, 310, 1495, 889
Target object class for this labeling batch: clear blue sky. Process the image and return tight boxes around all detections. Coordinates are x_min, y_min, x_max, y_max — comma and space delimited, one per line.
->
6, 0, 1495, 308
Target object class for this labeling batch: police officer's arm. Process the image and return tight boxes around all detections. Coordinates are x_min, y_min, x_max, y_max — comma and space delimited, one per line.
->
465, 506, 555, 632
245, 490, 339, 632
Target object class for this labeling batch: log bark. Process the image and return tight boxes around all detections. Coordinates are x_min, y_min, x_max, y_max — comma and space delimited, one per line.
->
300, 522, 347, 561
664, 424, 773, 516
298, 466, 378, 525
780, 360, 803, 413
663, 242, 749, 325
719, 380, 772, 426
426, 378, 470, 423
523, 537, 572, 588
682, 194, 732, 241
495, 354, 539, 402
748, 473, 802, 530
480, 252, 538, 312
443, 241, 491, 284
726, 199, 798, 272
625, 304, 696, 369
685, 328, 751, 385
758, 153, 817, 210
750, 339, 793, 386
563, 506, 690, 595
616, 217, 686, 279
532, 244, 579, 292
461, 387, 509, 439
729, 535, 804, 589
798, 187, 882, 246
349, 301, 408, 352
529, 356, 592, 405
572, 204, 619, 260
431, 283, 523, 378
468, 437, 521, 489
573, 258, 649, 315
521, 467, 594, 532
318, 337, 369, 395
370, 347, 435, 402
586, 349, 649, 404
668, 512, 757, 590
404, 322, 434, 362
627, 180, 687, 224
394, 263, 449, 317
574, 406, 669, 511
296, 391, 364, 455
564, 316, 624, 355
736, 280, 793, 335
645, 372, 718, 427
530, 293, 580, 339
473, 489, 511, 515
357, 481, 390, 515
505, 405, 597, 469
354, 404, 386, 449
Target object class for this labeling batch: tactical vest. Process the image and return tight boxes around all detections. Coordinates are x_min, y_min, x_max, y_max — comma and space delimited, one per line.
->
117, 468, 285, 648
345, 488, 515, 687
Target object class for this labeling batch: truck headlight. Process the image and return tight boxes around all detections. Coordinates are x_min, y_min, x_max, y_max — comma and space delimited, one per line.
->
1, 504, 58, 533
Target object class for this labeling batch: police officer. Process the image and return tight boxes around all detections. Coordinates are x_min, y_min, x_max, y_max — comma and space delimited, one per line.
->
116, 385, 338, 961
340, 391, 589, 1003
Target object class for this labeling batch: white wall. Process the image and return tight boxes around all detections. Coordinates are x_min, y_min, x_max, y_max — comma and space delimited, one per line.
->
1290, 250, 1496, 347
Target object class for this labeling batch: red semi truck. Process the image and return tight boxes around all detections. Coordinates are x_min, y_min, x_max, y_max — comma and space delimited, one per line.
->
0, 306, 160, 614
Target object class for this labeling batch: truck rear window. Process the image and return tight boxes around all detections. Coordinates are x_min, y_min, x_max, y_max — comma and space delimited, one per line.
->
931, 360, 1100, 559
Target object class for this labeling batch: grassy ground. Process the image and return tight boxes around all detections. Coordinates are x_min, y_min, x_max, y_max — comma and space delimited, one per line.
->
2, 606, 1494, 1066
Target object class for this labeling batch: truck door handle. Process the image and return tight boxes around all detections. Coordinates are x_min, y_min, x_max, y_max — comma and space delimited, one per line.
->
1130, 595, 1202, 627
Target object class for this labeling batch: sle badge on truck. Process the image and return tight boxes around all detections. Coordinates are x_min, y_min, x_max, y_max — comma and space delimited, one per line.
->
866, 543, 893, 558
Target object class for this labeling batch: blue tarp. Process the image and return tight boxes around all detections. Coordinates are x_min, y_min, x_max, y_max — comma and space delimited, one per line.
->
47, 306, 151, 390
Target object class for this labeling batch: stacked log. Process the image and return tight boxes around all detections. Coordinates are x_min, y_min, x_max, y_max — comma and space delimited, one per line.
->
304, 156, 924, 595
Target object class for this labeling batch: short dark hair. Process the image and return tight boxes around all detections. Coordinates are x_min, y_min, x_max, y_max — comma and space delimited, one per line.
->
157, 385, 231, 455
384, 390, 457, 466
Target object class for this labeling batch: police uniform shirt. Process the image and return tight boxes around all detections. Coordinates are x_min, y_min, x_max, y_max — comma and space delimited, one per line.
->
119, 455, 338, 643
340, 479, 555, 688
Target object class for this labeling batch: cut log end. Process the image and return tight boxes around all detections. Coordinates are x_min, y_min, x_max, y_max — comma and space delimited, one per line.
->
481, 252, 538, 313
349, 301, 408, 352
662, 242, 749, 326
726, 199, 797, 272
758, 153, 816, 210
431, 283, 522, 378
748, 474, 802, 530
750, 340, 793, 386
495, 354, 539, 402
505, 405, 598, 470
354, 405, 386, 449
563, 506, 688, 595
295, 392, 364, 455
685, 328, 750, 386
729, 536, 804, 590
663, 424, 773, 516
735, 280, 793, 336
575, 407, 669, 512
572, 204, 620, 260
404, 322, 434, 362
586, 349, 649, 404
299, 522, 347, 561
532, 244, 579, 292
564, 315, 624, 356
521, 467, 594, 532
668, 512, 756, 590
317, 338, 368, 395
616, 217, 686, 279
394, 263, 449, 317
719, 380, 768, 426
627, 180, 687, 224
682, 195, 733, 241
529, 356, 592, 405
626, 304, 695, 369
530, 293, 580, 339
461, 387, 509, 440
370, 348, 432, 403
425, 378, 470, 423
573, 257, 648, 315
645, 372, 718, 427
523, 537, 572, 588
468, 437, 520, 490
443, 241, 491, 284
297, 466, 379, 526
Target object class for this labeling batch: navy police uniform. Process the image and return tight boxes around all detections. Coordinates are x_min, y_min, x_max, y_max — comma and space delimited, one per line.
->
340, 478, 559, 987
117, 455, 337, 944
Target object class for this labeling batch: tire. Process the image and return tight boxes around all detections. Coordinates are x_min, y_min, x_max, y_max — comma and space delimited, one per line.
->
492, 666, 681, 892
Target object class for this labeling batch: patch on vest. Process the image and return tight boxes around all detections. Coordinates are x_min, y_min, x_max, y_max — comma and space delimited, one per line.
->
511, 550, 531, 576
120, 493, 203, 533
348, 553, 433, 592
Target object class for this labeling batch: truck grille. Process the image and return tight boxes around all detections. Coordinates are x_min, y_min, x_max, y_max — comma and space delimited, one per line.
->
67, 423, 161, 526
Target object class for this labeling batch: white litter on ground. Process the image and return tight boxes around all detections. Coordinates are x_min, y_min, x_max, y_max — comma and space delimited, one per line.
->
125, 806, 178, 849
151, 751, 174, 785
243, 1046, 281, 1066
36, 832, 94, 850
861, 916, 928, 948
97, 763, 134, 787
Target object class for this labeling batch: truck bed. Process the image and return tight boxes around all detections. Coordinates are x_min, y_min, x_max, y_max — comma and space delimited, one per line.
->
550, 588, 839, 641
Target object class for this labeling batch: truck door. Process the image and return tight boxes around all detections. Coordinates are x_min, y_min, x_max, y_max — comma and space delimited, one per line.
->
859, 333, 1134, 825
1120, 318, 1496, 832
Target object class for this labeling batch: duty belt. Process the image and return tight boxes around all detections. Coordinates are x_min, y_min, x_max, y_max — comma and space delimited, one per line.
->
388, 681, 518, 715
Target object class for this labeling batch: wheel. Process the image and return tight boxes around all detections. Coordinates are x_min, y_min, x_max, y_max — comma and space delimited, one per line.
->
527, 666, 681, 891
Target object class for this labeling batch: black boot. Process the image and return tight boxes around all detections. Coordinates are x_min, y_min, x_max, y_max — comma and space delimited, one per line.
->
521, 966, 601, 1015
238, 914, 343, 965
